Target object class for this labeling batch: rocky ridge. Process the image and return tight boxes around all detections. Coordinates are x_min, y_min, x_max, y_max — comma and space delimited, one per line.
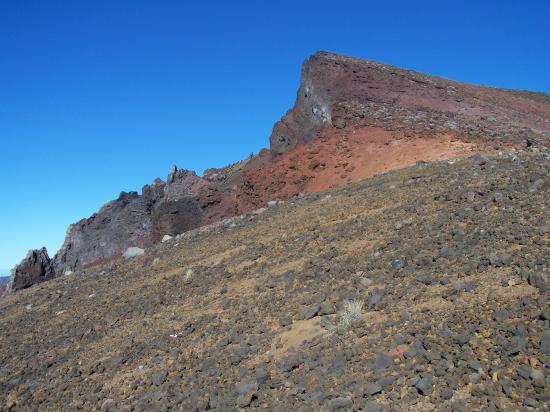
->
6, 51, 550, 292
269, 52, 550, 153
0, 147, 548, 410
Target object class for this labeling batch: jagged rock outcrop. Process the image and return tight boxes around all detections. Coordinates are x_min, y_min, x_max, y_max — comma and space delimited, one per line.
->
8, 51, 550, 292
149, 168, 205, 243
51, 166, 207, 273
6, 248, 55, 293
269, 54, 333, 153
52, 184, 163, 273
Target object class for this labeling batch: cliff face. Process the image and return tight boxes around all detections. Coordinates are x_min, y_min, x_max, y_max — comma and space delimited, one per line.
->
269, 52, 550, 154
269, 55, 333, 153
51, 168, 206, 274
52, 187, 161, 273
237, 52, 550, 210
46, 163, 247, 279
7, 51, 550, 292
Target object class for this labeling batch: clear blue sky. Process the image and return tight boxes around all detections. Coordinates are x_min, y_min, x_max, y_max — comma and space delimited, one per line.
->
0, 1, 549, 274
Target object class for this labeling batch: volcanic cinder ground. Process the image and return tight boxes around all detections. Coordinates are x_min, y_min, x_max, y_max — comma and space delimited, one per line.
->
1, 149, 548, 410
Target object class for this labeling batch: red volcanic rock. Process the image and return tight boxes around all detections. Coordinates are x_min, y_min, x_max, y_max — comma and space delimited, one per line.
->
236, 126, 481, 210
10, 51, 549, 291
387, 344, 410, 360
270, 51, 549, 155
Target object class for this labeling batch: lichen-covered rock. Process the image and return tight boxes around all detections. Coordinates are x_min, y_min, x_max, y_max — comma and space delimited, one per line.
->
7, 248, 55, 292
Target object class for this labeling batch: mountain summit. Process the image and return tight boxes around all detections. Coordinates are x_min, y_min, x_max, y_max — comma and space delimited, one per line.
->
270, 51, 549, 154
5, 51, 549, 293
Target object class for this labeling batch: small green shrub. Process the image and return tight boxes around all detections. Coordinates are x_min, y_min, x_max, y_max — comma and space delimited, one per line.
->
324, 299, 363, 335
184, 269, 194, 281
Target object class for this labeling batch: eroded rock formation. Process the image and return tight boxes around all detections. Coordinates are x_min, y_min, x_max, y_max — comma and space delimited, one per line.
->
8, 51, 549, 292
269, 51, 550, 154
6, 248, 55, 292
51, 166, 206, 273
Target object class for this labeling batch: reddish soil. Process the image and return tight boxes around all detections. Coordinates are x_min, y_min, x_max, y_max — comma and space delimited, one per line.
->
82, 253, 123, 270
234, 126, 487, 211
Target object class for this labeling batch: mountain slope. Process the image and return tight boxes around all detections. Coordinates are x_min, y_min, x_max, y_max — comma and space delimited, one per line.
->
6, 51, 550, 292
1, 148, 548, 410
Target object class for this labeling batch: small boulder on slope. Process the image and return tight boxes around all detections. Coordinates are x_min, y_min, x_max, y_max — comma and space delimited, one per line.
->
122, 247, 145, 260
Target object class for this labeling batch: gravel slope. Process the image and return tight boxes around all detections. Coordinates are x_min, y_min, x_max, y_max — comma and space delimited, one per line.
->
0, 148, 548, 411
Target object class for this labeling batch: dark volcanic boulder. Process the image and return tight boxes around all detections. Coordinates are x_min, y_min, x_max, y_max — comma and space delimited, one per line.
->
149, 168, 205, 242
7, 248, 55, 292
150, 198, 203, 243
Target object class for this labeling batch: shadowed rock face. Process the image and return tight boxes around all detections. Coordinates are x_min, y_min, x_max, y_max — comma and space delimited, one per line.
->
51, 186, 163, 274
7, 248, 55, 292
269, 54, 333, 153
148, 169, 205, 243
150, 197, 203, 243
8, 51, 550, 292
51, 168, 206, 273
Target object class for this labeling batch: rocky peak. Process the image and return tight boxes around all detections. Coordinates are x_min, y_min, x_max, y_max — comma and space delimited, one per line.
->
269, 52, 335, 154
269, 51, 549, 154
164, 166, 203, 201
6, 247, 55, 293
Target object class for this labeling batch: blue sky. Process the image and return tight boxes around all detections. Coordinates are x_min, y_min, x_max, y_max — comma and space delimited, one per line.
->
0, 1, 549, 274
